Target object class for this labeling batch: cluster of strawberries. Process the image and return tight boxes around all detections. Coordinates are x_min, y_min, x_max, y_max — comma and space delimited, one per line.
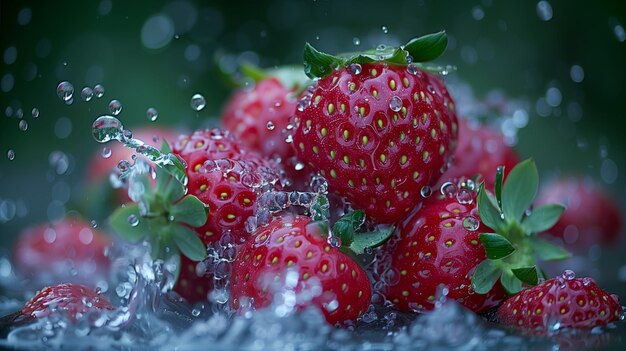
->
4, 33, 623, 339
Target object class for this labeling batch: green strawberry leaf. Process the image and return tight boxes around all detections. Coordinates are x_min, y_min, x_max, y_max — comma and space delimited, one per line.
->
172, 225, 207, 261
349, 225, 394, 255
345, 47, 408, 66
404, 31, 448, 62
530, 237, 571, 261
160, 139, 172, 154
303, 43, 345, 79
109, 204, 148, 243
477, 183, 503, 231
500, 270, 523, 295
512, 266, 539, 286
163, 171, 186, 203
479, 233, 516, 260
170, 195, 209, 227
501, 159, 538, 222
333, 210, 365, 245
472, 259, 502, 294
494, 166, 504, 210
522, 204, 565, 234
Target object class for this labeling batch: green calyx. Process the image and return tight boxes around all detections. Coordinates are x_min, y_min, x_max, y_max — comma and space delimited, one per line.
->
303, 31, 450, 79
109, 141, 209, 265
471, 159, 570, 295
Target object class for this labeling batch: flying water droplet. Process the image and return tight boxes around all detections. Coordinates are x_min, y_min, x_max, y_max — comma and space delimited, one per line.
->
7, 149, 15, 160
56, 81, 74, 102
91, 219, 98, 228
128, 214, 139, 227
93, 84, 105, 98
81, 87, 94, 101
146, 107, 158, 122
536, 1, 553, 21
102, 147, 112, 159
18, 120, 28, 131
353, 37, 360, 46
420, 186, 432, 198
190, 93, 206, 111
31, 107, 39, 118
92, 115, 124, 143
349, 63, 362, 75
463, 216, 480, 231
381, 25, 388, 34
108, 99, 123, 115
388, 96, 402, 112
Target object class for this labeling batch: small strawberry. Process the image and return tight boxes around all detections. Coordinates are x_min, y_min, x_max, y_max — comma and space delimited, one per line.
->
230, 214, 384, 325
380, 159, 572, 312
0, 283, 114, 329
292, 32, 458, 223
438, 118, 519, 190
535, 177, 623, 250
13, 217, 111, 287
496, 270, 622, 332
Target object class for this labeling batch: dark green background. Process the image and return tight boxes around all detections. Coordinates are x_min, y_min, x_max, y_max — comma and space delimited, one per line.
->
1, 0, 626, 346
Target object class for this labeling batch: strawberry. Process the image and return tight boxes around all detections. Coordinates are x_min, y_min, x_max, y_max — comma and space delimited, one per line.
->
292, 32, 458, 223
13, 217, 111, 287
438, 118, 519, 190
496, 270, 622, 332
379, 159, 571, 312
535, 177, 623, 250
230, 214, 376, 325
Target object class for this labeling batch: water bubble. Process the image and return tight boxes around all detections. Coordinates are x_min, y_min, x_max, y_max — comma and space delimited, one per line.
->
349, 63, 362, 75
456, 189, 473, 204
536, 1, 553, 21
18, 120, 28, 131
266, 121, 275, 130
81, 87, 94, 101
93, 84, 105, 98
562, 269, 575, 280
92, 115, 124, 143
56, 81, 74, 103
102, 147, 112, 159
128, 214, 139, 227
108, 99, 123, 115
381, 26, 388, 34
420, 186, 432, 198
353, 37, 360, 46
7, 149, 15, 161
146, 107, 158, 121
389, 96, 402, 112
31, 107, 40, 118
440, 181, 457, 197
462, 216, 480, 231
190, 93, 206, 111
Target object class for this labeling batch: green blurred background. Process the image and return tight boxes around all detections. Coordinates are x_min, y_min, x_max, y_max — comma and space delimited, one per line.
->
1, 0, 625, 308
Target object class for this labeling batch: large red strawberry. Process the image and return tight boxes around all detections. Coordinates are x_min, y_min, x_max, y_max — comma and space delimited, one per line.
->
535, 176, 623, 251
230, 214, 374, 325
291, 33, 458, 223
380, 159, 571, 312
496, 270, 622, 332
13, 217, 111, 287
438, 118, 519, 190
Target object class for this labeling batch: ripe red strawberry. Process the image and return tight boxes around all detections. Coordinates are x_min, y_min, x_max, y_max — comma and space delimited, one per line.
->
535, 177, 623, 250
230, 214, 372, 325
438, 118, 519, 190
21, 283, 114, 321
13, 217, 111, 287
292, 34, 458, 223
380, 159, 572, 313
496, 270, 622, 332
380, 183, 507, 313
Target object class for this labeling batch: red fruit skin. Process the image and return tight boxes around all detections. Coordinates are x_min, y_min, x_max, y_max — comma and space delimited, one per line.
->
22, 283, 114, 321
222, 77, 298, 161
438, 118, 519, 190
292, 63, 458, 223
13, 218, 111, 287
381, 192, 506, 313
496, 274, 622, 332
230, 215, 372, 325
536, 177, 624, 250
175, 255, 212, 303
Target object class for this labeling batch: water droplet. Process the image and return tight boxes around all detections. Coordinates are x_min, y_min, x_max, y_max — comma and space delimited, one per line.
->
353, 37, 360, 46
546, 87, 562, 107
117, 160, 131, 173
128, 214, 139, 227
108, 99, 123, 115
190, 93, 206, 111
7, 149, 15, 160
146, 107, 158, 121
407, 63, 419, 75
463, 216, 480, 231
266, 121, 275, 130
420, 186, 432, 198
472, 6, 485, 21
93, 84, 105, 98
349, 63, 362, 75
440, 181, 457, 197
456, 189, 473, 204
324, 299, 339, 312
381, 25, 388, 34
92, 115, 124, 143
388, 96, 402, 112
80, 87, 94, 102
562, 269, 576, 280
56, 81, 74, 103
536, 1, 553, 21
18, 120, 28, 131
614, 24, 626, 42
328, 236, 342, 248
31, 107, 39, 118
91, 219, 98, 228
102, 147, 112, 159
191, 309, 201, 317
570, 64, 584, 83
